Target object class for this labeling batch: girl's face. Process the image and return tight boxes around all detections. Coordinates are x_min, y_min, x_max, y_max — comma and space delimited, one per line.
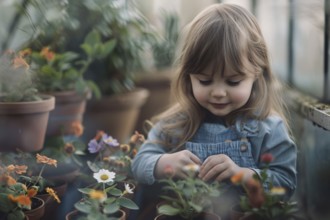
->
190, 67, 255, 117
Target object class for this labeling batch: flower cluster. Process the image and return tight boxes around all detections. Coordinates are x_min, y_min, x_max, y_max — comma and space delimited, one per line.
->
157, 164, 221, 219
0, 154, 60, 220
87, 131, 144, 178
0, 50, 40, 102
74, 168, 138, 219
231, 153, 298, 220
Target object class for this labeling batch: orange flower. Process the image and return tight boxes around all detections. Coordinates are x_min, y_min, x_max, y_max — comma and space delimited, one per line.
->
230, 172, 244, 185
94, 130, 105, 141
46, 187, 61, 203
69, 121, 84, 137
36, 154, 57, 167
12, 55, 29, 69
8, 194, 32, 208
131, 149, 138, 158
6, 165, 15, 172
27, 187, 38, 198
14, 165, 28, 175
40, 47, 55, 61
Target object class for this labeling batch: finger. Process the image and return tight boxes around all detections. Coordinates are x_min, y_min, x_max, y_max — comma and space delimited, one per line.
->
188, 153, 202, 165
199, 156, 219, 177
202, 163, 227, 181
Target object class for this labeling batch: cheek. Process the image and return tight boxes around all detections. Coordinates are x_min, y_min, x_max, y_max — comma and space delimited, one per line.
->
230, 87, 252, 104
191, 84, 208, 103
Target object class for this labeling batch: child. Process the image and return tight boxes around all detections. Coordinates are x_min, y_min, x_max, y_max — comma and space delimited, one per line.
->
131, 3, 296, 217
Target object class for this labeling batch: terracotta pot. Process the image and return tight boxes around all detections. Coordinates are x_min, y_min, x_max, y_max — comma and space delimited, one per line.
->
0, 94, 55, 152
84, 88, 149, 143
24, 197, 45, 220
134, 69, 175, 134
45, 90, 90, 137
65, 209, 126, 220
154, 212, 221, 220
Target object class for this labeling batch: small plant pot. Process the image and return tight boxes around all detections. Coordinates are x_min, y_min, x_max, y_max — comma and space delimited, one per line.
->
0, 94, 55, 152
24, 197, 45, 220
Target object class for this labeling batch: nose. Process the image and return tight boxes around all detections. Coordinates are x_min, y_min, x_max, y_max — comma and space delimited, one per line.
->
211, 85, 226, 98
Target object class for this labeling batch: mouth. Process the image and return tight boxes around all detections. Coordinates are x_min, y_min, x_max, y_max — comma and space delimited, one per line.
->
210, 103, 229, 109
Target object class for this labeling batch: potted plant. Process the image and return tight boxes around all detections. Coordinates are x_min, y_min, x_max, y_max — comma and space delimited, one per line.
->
156, 164, 221, 220
134, 10, 180, 134
25, 29, 112, 137
22, 0, 154, 142
0, 50, 55, 152
66, 168, 139, 220
230, 154, 299, 220
86, 130, 145, 181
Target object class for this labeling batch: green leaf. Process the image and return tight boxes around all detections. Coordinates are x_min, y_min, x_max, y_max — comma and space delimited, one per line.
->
103, 203, 119, 214
157, 204, 181, 216
74, 201, 92, 213
78, 187, 93, 194
108, 188, 122, 196
117, 197, 139, 210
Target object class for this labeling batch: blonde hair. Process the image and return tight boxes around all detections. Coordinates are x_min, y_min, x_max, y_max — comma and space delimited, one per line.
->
151, 3, 289, 149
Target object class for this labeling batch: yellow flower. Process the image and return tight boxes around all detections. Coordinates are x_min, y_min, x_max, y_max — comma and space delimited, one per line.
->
270, 187, 286, 195
46, 187, 61, 203
89, 189, 106, 202
120, 144, 130, 153
36, 154, 57, 167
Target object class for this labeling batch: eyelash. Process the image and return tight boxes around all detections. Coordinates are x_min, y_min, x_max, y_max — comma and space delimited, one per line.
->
226, 80, 241, 86
199, 80, 212, 85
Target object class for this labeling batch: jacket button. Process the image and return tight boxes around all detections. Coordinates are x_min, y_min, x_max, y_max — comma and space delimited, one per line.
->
240, 144, 248, 152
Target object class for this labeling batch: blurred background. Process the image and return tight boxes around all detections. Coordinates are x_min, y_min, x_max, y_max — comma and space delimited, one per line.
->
0, 0, 329, 219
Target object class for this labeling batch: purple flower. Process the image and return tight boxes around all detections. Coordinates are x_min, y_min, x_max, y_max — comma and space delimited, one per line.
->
101, 134, 119, 147
88, 139, 103, 153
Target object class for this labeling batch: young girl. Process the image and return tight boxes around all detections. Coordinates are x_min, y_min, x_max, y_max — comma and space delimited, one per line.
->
131, 3, 296, 216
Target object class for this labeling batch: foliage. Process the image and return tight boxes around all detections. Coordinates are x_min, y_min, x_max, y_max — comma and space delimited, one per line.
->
74, 168, 138, 220
231, 153, 299, 220
24, 0, 156, 96
157, 164, 221, 219
0, 50, 40, 102
151, 10, 180, 70
25, 29, 116, 98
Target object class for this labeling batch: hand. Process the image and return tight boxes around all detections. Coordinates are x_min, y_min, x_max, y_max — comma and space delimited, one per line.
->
199, 154, 254, 182
155, 150, 201, 179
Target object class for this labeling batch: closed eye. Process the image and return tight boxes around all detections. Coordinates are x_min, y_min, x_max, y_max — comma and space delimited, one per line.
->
199, 80, 212, 85
226, 80, 241, 86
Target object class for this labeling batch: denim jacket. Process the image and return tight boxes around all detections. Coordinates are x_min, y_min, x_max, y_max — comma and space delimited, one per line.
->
131, 115, 297, 197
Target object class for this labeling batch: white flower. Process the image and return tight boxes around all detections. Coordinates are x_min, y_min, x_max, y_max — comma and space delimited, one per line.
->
124, 183, 134, 194
93, 169, 116, 183
183, 164, 200, 173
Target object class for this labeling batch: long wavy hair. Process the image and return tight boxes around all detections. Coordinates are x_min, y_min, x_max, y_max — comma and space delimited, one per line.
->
150, 3, 289, 150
